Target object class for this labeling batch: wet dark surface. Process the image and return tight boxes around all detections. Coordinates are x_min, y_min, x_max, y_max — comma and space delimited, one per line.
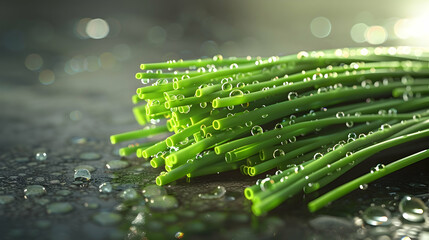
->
1, 1, 429, 239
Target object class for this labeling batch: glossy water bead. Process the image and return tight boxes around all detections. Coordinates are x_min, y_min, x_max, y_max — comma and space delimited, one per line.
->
362, 206, 391, 226
399, 196, 427, 222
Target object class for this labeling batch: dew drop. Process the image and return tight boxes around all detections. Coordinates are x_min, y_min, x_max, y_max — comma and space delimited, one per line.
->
294, 165, 304, 174
273, 149, 285, 159
336, 112, 345, 118
370, 163, 385, 173
359, 184, 368, 190
24, 185, 47, 198
250, 125, 263, 135
74, 169, 91, 181
198, 186, 226, 199
99, 182, 113, 193
106, 160, 129, 170
46, 202, 74, 214
213, 54, 223, 61
399, 196, 426, 222
288, 92, 298, 101
346, 121, 354, 128
119, 188, 138, 200
175, 232, 184, 239
229, 63, 238, 69
142, 185, 167, 198
229, 89, 244, 97
313, 152, 324, 160
362, 206, 391, 226
348, 132, 357, 139
412, 114, 421, 121
388, 108, 397, 115
245, 121, 253, 127
259, 178, 275, 191
236, 82, 245, 88
380, 124, 391, 131
35, 152, 47, 161
221, 82, 232, 91
297, 51, 309, 59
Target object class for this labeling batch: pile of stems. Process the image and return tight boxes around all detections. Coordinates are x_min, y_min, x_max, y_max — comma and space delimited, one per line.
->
110, 47, 429, 215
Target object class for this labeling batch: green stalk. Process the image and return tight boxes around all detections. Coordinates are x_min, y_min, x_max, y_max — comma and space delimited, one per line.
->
212, 82, 422, 130
156, 151, 223, 185
110, 125, 169, 144
251, 119, 429, 215
119, 141, 155, 156
307, 148, 429, 212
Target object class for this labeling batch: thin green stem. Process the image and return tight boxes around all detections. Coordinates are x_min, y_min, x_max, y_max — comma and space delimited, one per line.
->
308, 148, 429, 212
110, 125, 169, 144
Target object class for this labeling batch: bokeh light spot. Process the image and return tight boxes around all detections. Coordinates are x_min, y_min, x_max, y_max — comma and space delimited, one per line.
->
365, 26, 387, 45
86, 18, 109, 39
38, 69, 55, 85
350, 23, 368, 43
25, 54, 44, 71
75, 18, 91, 39
310, 17, 332, 38
394, 19, 412, 39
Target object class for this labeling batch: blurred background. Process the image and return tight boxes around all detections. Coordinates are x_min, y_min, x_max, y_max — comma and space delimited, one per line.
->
2, 0, 429, 148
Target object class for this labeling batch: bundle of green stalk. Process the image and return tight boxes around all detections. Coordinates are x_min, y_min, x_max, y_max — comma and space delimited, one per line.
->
110, 46, 429, 216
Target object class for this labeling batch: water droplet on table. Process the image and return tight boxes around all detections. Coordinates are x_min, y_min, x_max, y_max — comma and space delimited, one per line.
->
79, 152, 101, 161
362, 206, 391, 226
83, 202, 99, 209
106, 160, 129, 170
0, 195, 14, 204
70, 136, 87, 144
74, 165, 96, 173
148, 195, 178, 211
99, 182, 113, 193
119, 188, 138, 200
56, 190, 72, 196
198, 186, 226, 199
24, 185, 46, 198
175, 231, 184, 239
35, 152, 47, 161
92, 212, 122, 226
74, 169, 91, 181
399, 196, 427, 222
142, 184, 167, 198
46, 202, 73, 214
